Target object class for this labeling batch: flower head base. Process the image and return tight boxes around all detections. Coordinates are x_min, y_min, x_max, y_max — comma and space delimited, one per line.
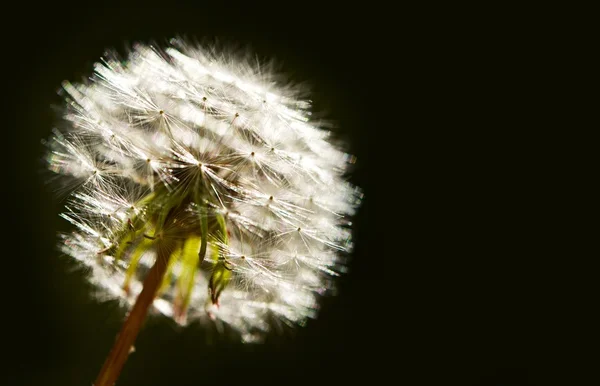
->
47, 39, 362, 342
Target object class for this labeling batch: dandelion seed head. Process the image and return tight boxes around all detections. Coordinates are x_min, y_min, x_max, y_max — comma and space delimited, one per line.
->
46, 38, 362, 342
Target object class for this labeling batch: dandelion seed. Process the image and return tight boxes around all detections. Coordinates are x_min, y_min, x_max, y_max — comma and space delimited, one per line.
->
45, 38, 362, 385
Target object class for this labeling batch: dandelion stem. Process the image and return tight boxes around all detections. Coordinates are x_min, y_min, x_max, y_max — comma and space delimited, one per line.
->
94, 243, 172, 386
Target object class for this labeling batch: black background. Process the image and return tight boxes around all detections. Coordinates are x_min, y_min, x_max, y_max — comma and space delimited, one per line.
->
2, 2, 549, 386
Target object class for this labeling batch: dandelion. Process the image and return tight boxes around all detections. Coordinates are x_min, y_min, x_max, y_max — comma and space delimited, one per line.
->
45, 38, 362, 385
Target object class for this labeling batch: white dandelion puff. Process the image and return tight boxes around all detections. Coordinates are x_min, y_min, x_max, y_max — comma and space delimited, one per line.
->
45, 38, 362, 344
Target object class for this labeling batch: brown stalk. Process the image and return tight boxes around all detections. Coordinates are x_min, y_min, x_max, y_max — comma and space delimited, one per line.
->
94, 243, 172, 386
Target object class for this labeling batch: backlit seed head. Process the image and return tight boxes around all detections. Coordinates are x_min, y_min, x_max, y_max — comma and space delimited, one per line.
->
45, 38, 362, 342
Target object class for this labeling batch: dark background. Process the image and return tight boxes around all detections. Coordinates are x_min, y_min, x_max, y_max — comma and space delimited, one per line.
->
2, 2, 547, 386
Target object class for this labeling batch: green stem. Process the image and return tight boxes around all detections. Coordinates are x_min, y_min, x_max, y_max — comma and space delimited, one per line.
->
198, 197, 208, 262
